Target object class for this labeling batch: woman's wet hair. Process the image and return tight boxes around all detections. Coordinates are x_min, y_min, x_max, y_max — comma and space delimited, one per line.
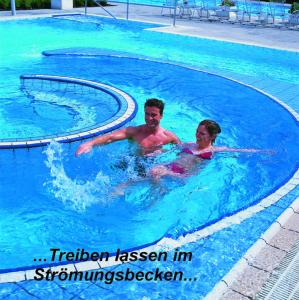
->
199, 119, 221, 143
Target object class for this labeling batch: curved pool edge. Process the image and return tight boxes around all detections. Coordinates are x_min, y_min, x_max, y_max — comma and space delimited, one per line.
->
1, 169, 297, 284
205, 195, 299, 300
0, 73, 298, 284
0, 74, 138, 149
0, 165, 297, 283
41, 49, 299, 122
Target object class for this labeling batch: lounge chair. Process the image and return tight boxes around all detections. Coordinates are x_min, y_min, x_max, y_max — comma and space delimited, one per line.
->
266, 0, 289, 25
192, 0, 206, 18
178, 0, 197, 19
287, 10, 299, 28
201, 0, 222, 20
161, 0, 178, 16
235, 0, 249, 22
236, 0, 266, 24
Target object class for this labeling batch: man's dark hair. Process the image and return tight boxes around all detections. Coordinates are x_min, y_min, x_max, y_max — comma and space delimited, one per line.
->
144, 98, 164, 115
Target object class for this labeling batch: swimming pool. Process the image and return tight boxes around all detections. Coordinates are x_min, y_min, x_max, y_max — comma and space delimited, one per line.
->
0, 73, 137, 147
0, 15, 298, 297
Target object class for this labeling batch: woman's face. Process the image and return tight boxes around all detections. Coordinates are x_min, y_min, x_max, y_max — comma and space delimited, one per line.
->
196, 125, 213, 146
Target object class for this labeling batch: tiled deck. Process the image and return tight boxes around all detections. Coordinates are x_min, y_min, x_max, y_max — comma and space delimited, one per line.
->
207, 197, 299, 299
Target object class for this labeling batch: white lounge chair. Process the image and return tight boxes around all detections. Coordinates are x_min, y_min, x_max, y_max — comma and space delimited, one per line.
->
287, 10, 299, 28
236, 0, 266, 24
161, 0, 178, 16
178, 0, 197, 19
266, 0, 288, 25
201, 0, 222, 20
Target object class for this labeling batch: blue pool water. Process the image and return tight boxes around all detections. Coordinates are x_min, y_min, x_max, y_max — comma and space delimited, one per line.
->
0, 16, 298, 297
1, 16, 299, 84
1, 76, 121, 140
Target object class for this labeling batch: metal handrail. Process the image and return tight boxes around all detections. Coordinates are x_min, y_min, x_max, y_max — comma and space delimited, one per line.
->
11, 0, 16, 15
173, 0, 178, 25
85, 0, 118, 19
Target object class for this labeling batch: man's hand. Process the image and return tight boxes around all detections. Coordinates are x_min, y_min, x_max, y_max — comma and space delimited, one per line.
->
76, 128, 131, 157
75, 141, 94, 156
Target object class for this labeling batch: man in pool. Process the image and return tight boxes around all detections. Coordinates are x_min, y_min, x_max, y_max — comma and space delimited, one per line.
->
75, 98, 181, 156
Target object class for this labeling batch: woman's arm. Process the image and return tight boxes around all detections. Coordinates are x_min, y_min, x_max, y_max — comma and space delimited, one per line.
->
213, 146, 274, 154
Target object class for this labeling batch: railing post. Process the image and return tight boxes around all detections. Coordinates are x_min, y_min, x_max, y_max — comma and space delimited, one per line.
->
85, 0, 87, 14
51, 0, 73, 9
11, 0, 16, 15
173, 0, 178, 26
91, 0, 117, 19
126, 0, 129, 19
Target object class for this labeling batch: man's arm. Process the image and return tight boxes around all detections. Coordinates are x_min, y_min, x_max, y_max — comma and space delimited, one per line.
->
167, 131, 181, 144
76, 127, 135, 156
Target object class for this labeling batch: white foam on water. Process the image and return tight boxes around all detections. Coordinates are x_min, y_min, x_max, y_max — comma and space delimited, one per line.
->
44, 141, 110, 211
30, 91, 97, 131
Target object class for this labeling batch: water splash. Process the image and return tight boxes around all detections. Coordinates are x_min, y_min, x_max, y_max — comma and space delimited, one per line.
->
28, 91, 97, 131
44, 141, 110, 211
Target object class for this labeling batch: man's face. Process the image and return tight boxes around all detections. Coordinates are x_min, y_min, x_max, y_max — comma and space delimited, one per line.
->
144, 106, 162, 128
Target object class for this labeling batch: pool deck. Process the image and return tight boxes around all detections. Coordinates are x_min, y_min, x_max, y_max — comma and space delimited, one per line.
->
1, 3, 299, 52
1, 5, 299, 299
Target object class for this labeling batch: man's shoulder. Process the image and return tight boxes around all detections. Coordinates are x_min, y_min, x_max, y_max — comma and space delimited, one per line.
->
126, 125, 145, 136
161, 128, 180, 143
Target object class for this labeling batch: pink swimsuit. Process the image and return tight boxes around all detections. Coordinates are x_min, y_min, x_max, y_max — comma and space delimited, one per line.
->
181, 147, 213, 159
168, 148, 212, 174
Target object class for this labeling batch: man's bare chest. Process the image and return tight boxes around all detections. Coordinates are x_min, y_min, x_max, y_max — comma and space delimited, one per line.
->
133, 133, 169, 147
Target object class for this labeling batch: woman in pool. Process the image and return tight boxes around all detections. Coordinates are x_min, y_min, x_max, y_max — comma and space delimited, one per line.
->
150, 119, 263, 180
